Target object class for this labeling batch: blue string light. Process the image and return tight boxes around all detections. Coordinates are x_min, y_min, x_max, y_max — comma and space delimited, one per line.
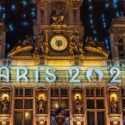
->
31, 0, 35, 4
6, 43, 10, 48
105, 2, 110, 9
0, 5, 3, 11
87, 0, 98, 42
23, 14, 26, 18
11, 4, 16, 11
2, 6, 5, 11
7, 53, 10, 59
94, 37, 97, 42
113, 0, 120, 17
101, 14, 107, 28
8, 23, 14, 32
2, 13, 6, 20
93, 30, 96, 35
22, 21, 29, 27
21, 1, 28, 6
31, 11, 36, 17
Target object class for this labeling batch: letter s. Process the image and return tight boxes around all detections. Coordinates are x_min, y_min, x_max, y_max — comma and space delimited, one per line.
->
46, 67, 57, 83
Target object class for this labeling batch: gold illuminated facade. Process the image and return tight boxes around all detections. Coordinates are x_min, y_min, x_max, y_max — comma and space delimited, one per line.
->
110, 16, 125, 59
0, 0, 125, 125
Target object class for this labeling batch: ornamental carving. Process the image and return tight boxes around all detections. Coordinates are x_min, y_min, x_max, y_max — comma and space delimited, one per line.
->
73, 94, 83, 114
50, 2, 66, 25
9, 36, 33, 56
36, 88, 48, 114
0, 93, 10, 114
69, 32, 84, 56
108, 89, 120, 114
34, 31, 49, 56
110, 96, 119, 113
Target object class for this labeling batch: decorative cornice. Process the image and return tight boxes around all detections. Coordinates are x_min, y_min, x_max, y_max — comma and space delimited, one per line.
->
10, 45, 33, 57
36, 0, 83, 6
85, 46, 109, 58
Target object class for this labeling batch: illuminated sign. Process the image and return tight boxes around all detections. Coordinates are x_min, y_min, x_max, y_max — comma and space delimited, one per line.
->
0, 66, 122, 84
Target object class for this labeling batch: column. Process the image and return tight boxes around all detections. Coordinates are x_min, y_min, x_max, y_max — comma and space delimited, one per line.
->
68, 3, 73, 25
37, 5, 41, 24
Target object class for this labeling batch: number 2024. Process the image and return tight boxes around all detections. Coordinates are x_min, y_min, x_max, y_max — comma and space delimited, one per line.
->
69, 67, 121, 83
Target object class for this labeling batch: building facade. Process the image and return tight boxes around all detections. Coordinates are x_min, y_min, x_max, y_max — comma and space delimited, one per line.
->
0, 0, 125, 125
0, 20, 6, 59
110, 16, 125, 59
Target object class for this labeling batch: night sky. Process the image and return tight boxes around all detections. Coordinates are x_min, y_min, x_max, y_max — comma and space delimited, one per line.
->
0, 0, 125, 58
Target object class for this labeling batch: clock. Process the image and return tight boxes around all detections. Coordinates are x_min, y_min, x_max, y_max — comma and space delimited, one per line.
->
50, 35, 68, 51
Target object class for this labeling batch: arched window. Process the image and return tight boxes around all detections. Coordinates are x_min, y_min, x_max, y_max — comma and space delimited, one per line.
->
118, 39, 124, 59
40, 9, 45, 24
73, 9, 77, 24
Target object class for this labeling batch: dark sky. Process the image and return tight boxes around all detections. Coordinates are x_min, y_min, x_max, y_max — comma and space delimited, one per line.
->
0, 0, 125, 58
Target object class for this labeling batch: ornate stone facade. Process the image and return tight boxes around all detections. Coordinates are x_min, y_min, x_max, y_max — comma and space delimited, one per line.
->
1, 0, 125, 125
0, 20, 6, 59
110, 16, 125, 59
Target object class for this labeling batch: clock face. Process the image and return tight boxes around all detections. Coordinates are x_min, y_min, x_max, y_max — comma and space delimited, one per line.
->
50, 35, 68, 51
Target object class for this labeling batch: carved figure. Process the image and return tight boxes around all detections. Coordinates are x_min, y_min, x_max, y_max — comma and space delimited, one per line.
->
51, 15, 64, 25
110, 97, 118, 113
70, 33, 84, 56
51, 4, 65, 25
74, 96, 82, 114
34, 32, 46, 55
1, 97, 9, 114
38, 98, 46, 114
86, 37, 95, 46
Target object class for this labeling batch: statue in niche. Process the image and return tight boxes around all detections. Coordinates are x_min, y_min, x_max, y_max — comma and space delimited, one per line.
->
34, 31, 47, 56
38, 97, 46, 114
110, 97, 119, 113
51, 3, 65, 25
1, 96, 9, 114
69, 32, 84, 56
73, 95, 83, 114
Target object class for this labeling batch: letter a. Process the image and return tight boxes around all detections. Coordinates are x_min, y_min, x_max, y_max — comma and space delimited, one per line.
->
0, 66, 9, 82
17, 67, 28, 82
